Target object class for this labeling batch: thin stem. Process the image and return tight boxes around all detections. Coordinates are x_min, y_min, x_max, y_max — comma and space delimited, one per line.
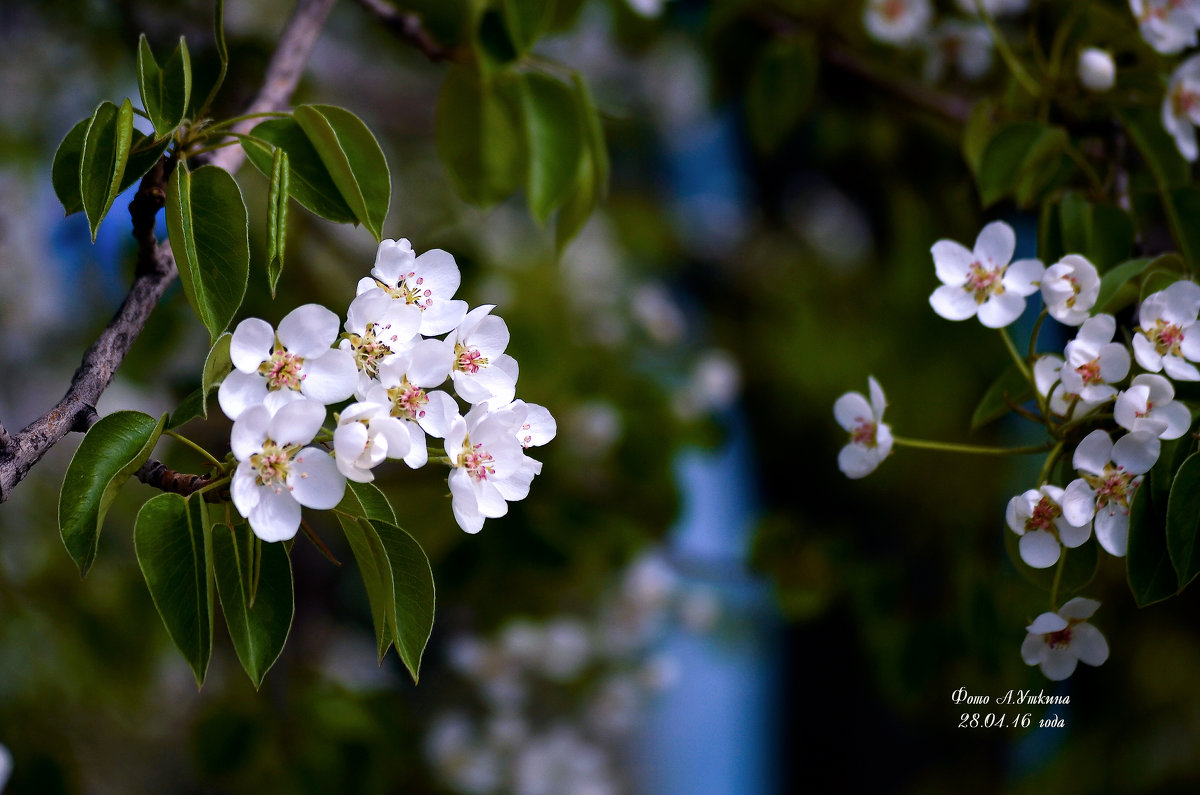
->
181, 138, 241, 159
196, 475, 232, 496
164, 430, 223, 468
892, 437, 1053, 456
1027, 309, 1048, 360
202, 111, 292, 135
1057, 412, 1114, 434
1049, 550, 1067, 609
1064, 145, 1105, 193
975, 0, 1040, 97
429, 455, 453, 466
1036, 441, 1064, 486
999, 327, 1034, 386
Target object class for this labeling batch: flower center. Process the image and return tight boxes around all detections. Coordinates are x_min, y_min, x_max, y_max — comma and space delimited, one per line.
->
386, 376, 428, 421
1044, 626, 1073, 650
880, 0, 907, 21
378, 273, 434, 311
343, 325, 396, 378
1136, 400, 1155, 419
454, 343, 488, 374
259, 349, 305, 392
457, 434, 496, 482
250, 439, 298, 490
1173, 85, 1200, 119
520, 421, 535, 448
1026, 496, 1061, 534
850, 418, 877, 447
1143, 319, 1186, 357
1064, 275, 1080, 307
1075, 359, 1103, 386
1085, 464, 1140, 511
966, 262, 1006, 304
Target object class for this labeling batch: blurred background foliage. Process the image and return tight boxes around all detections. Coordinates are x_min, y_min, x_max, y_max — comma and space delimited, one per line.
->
3, 0, 1200, 793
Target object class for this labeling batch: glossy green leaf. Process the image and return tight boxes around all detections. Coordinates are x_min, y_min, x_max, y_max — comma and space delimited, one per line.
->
196, 0, 228, 118
1140, 268, 1183, 305
1004, 524, 1098, 598
573, 73, 609, 198
58, 410, 166, 577
57, 122, 172, 216
1093, 257, 1151, 314
167, 388, 207, 430
212, 523, 294, 688
337, 484, 434, 681
556, 147, 596, 250
745, 36, 816, 154
1167, 452, 1200, 591
267, 148, 290, 297
137, 35, 192, 139
293, 104, 391, 240
1128, 439, 1184, 606
503, 0, 554, 53
976, 122, 1067, 208
242, 117, 356, 224
1119, 106, 1190, 191
520, 72, 585, 223
165, 164, 250, 341
962, 99, 994, 177
202, 332, 233, 408
80, 99, 135, 241
134, 493, 213, 685
125, 133, 173, 188
970, 363, 1033, 431
436, 65, 525, 207
477, 8, 519, 70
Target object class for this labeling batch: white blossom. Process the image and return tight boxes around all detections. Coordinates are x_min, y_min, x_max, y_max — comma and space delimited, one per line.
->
1034, 354, 1104, 419
1164, 53, 1200, 161
445, 404, 543, 533
1133, 279, 1200, 379
956, 0, 1029, 16
1041, 254, 1100, 326
1021, 597, 1109, 681
332, 400, 412, 482
357, 238, 469, 336
364, 345, 459, 469
218, 304, 358, 419
1078, 47, 1116, 92
863, 0, 932, 46
929, 220, 1044, 328
492, 399, 557, 449
1006, 486, 1091, 569
1115, 374, 1193, 439
340, 290, 422, 396
449, 305, 520, 407
230, 399, 346, 542
923, 20, 993, 83
1059, 314, 1131, 403
1133, 0, 1200, 55
1062, 430, 1160, 557
834, 376, 892, 478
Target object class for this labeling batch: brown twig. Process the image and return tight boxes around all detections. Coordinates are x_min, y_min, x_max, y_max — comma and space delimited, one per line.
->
822, 43, 972, 126
356, 0, 455, 62
0, 0, 337, 504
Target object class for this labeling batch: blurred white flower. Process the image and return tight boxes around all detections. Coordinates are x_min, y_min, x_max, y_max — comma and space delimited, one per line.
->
834, 376, 892, 479
1022, 597, 1109, 681
923, 20, 993, 83
864, 0, 933, 46
1006, 485, 1091, 569
1134, 279, 1200, 379
1164, 53, 1200, 160
1115, 374, 1193, 440
1078, 47, 1116, 92
1041, 254, 1100, 326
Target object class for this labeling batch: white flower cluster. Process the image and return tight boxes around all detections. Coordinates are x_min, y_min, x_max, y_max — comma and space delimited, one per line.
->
425, 552, 718, 795
835, 219, 1200, 680
216, 238, 555, 541
1142, 1, 1200, 160
862, 0, 1016, 84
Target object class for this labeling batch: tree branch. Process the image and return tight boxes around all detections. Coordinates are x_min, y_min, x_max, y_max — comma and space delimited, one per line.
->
0, 0, 337, 504
355, 0, 455, 62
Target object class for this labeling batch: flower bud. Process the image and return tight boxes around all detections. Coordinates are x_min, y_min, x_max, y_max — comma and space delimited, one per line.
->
1077, 47, 1115, 92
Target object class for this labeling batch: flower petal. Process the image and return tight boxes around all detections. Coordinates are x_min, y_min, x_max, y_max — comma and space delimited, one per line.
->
1003, 258, 1045, 296
974, 220, 1015, 267
301, 349, 359, 405
249, 487, 303, 542
268, 398, 326, 448
1095, 507, 1130, 557
1058, 596, 1101, 620
929, 285, 977, 321
977, 292, 1026, 328
1070, 623, 1109, 666
1112, 431, 1160, 475
218, 369, 268, 420
1073, 430, 1113, 475
278, 303, 340, 358
230, 318, 275, 372
930, 239, 974, 285
289, 448, 346, 509
1039, 648, 1079, 681
1019, 530, 1061, 569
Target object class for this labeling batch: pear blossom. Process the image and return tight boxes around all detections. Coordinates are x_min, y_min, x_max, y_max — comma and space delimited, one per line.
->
445, 404, 543, 534
1062, 430, 1160, 557
358, 343, 458, 468
218, 304, 358, 419
1078, 48, 1116, 92
863, 0, 932, 46
494, 399, 558, 448
230, 400, 346, 542
1163, 53, 1200, 161
1034, 355, 1105, 419
1040, 254, 1100, 326
1021, 597, 1109, 681
1006, 486, 1091, 569
922, 20, 993, 83
449, 305, 519, 407
1059, 314, 1131, 403
1132, 0, 1200, 55
333, 400, 412, 482
1115, 374, 1192, 440
357, 238, 469, 336
834, 376, 892, 478
340, 290, 422, 395
929, 221, 1044, 328
956, 0, 1028, 16
1133, 280, 1200, 379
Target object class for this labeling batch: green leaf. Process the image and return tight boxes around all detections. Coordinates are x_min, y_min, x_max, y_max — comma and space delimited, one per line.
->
556, 147, 597, 250
745, 36, 817, 154
963, 99, 994, 177
196, 0, 228, 118
137, 35, 192, 140
573, 73, 609, 198
242, 117, 356, 224
293, 104, 391, 240
337, 484, 434, 680
80, 99, 135, 241
1128, 439, 1185, 606
1004, 525, 1098, 598
1167, 187, 1200, 272
476, 8, 519, 70
970, 363, 1033, 431
436, 65, 526, 207
134, 493, 213, 685
1119, 106, 1190, 191
212, 523, 294, 688
58, 410, 166, 576
202, 332, 233, 410
976, 122, 1068, 208
1140, 268, 1183, 305
503, 0, 555, 53
167, 387, 207, 430
165, 164, 250, 341
519, 72, 585, 223
52, 118, 88, 215
1167, 452, 1200, 591
1093, 257, 1151, 314
267, 148, 290, 297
